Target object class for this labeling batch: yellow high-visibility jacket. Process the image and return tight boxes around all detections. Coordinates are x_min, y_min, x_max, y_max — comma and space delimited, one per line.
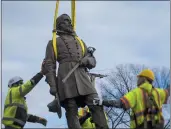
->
120, 82, 169, 128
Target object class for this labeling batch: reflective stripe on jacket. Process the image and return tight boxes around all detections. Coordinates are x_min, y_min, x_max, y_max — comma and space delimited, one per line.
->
120, 82, 168, 128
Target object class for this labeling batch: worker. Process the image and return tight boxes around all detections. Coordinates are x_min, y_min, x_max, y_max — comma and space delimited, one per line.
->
78, 73, 109, 128
2, 61, 48, 129
78, 106, 95, 128
78, 106, 109, 129
44, 14, 108, 128
93, 69, 170, 129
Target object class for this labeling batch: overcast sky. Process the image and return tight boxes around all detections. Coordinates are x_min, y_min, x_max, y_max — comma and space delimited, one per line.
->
2, 1, 170, 128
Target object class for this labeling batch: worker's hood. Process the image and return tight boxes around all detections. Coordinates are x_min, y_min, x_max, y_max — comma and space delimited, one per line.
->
56, 14, 76, 36
139, 81, 153, 93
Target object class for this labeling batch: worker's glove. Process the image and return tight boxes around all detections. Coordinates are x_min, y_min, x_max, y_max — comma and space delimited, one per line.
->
49, 86, 57, 96
40, 59, 48, 75
93, 98, 103, 106
36, 117, 47, 126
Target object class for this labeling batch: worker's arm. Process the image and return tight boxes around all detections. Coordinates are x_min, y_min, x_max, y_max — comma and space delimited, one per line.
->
44, 40, 57, 96
157, 85, 170, 104
13, 61, 47, 97
79, 112, 91, 125
103, 100, 125, 108
93, 89, 137, 110
27, 114, 47, 126
93, 98, 126, 109
18, 72, 44, 97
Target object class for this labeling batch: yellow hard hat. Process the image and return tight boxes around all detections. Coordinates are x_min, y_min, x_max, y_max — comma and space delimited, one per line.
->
137, 69, 155, 81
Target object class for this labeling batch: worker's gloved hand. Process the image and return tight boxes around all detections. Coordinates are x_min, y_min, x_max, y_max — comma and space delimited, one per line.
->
40, 59, 48, 75
93, 98, 103, 106
37, 117, 47, 126
49, 86, 57, 96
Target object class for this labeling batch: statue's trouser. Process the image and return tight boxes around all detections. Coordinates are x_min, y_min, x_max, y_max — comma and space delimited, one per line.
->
64, 93, 109, 129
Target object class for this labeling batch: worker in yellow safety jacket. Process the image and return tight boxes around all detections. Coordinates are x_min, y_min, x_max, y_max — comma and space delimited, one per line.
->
78, 106, 108, 129
2, 61, 48, 129
78, 106, 95, 128
93, 69, 170, 129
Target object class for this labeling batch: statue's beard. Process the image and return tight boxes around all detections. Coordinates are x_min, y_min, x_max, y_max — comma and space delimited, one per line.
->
57, 23, 75, 35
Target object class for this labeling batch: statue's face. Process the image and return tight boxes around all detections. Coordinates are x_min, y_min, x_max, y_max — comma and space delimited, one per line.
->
56, 14, 74, 34
61, 15, 72, 26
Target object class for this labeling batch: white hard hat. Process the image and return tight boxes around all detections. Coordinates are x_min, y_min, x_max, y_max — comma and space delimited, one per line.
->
8, 76, 23, 87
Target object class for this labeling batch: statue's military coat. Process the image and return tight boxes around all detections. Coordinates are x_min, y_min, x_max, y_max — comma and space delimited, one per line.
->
45, 35, 97, 103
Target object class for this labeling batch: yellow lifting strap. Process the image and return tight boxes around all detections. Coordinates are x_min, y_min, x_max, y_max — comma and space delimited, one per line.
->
71, 0, 76, 31
52, 0, 59, 59
52, 0, 85, 60
75, 36, 85, 56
